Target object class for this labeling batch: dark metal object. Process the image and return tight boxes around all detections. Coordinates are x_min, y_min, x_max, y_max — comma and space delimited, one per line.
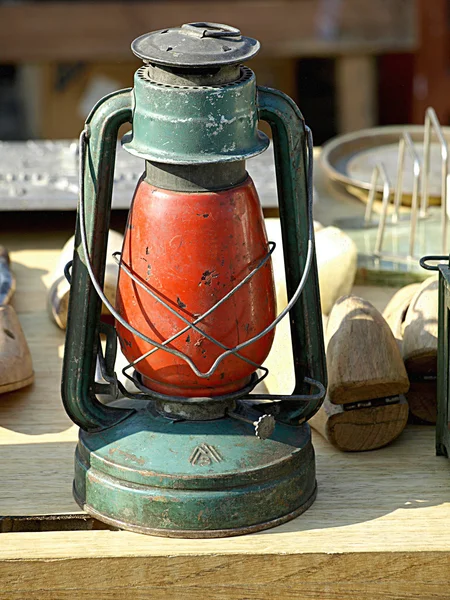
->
421, 254, 450, 457
145, 160, 247, 192
145, 63, 240, 86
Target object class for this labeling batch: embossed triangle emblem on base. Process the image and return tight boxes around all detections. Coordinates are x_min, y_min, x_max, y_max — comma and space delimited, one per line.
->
189, 443, 222, 466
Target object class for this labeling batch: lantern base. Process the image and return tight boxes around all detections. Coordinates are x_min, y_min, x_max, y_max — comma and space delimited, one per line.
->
73, 405, 317, 537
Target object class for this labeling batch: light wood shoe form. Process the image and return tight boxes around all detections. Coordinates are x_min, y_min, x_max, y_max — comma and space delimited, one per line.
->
402, 276, 438, 424
309, 295, 409, 451
0, 305, 34, 394
383, 283, 421, 352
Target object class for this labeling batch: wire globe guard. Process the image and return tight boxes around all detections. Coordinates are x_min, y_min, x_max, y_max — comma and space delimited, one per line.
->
62, 25, 327, 537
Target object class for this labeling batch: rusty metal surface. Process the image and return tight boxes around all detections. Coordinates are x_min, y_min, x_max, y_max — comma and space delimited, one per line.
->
74, 407, 317, 536
77, 486, 317, 538
0, 139, 278, 210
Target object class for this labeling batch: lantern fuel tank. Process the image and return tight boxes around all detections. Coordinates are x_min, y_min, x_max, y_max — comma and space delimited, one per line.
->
116, 176, 276, 397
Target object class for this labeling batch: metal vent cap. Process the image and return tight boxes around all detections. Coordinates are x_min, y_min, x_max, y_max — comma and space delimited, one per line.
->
131, 22, 260, 68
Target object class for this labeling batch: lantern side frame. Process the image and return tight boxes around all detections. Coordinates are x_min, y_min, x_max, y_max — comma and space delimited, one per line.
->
437, 264, 450, 457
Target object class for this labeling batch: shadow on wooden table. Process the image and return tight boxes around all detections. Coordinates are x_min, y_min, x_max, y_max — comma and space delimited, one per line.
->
0, 259, 71, 434
259, 424, 450, 535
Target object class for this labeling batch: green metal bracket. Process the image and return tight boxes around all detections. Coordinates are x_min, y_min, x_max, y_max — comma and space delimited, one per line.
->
257, 86, 327, 424
421, 255, 450, 456
437, 263, 450, 456
61, 88, 134, 432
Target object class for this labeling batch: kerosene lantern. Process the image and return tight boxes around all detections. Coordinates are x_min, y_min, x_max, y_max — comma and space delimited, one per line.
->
62, 22, 326, 537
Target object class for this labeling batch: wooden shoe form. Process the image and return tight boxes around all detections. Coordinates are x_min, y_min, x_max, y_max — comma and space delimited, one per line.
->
402, 276, 438, 423
0, 305, 34, 394
327, 296, 410, 404
383, 283, 421, 352
310, 295, 409, 451
310, 395, 409, 452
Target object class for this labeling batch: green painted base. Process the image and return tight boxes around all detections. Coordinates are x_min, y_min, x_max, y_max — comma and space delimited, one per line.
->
73, 405, 317, 538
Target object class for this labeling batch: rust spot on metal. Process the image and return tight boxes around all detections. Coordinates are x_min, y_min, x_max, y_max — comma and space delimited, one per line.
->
145, 247, 149, 255
186, 334, 190, 343
177, 297, 186, 309
200, 269, 218, 286
194, 337, 207, 358
109, 448, 145, 466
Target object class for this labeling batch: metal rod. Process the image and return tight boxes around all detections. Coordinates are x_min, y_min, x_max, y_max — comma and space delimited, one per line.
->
364, 166, 380, 224
421, 107, 448, 252
402, 133, 421, 258
390, 132, 421, 258
392, 135, 405, 224
373, 163, 391, 256
421, 108, 448, 215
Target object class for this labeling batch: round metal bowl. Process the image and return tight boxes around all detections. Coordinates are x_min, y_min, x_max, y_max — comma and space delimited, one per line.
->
320, 125, 450, 205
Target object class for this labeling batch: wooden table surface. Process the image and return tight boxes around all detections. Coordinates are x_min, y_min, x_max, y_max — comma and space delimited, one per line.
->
1, 210, 450, 599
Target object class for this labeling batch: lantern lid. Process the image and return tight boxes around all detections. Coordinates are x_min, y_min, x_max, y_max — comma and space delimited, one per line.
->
131, 22, 260, 68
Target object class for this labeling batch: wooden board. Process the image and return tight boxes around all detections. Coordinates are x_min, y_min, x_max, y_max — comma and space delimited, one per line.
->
2, 219, 450, 598
0, 1, 416, 63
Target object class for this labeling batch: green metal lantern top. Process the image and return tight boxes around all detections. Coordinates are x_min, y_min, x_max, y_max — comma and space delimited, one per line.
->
131, 22, 260, 68
122, 23, 269, 165
122, 65, 269, 164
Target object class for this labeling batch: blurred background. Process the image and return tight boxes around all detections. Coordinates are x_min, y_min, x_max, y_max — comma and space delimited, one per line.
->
0, 0, 440, 145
